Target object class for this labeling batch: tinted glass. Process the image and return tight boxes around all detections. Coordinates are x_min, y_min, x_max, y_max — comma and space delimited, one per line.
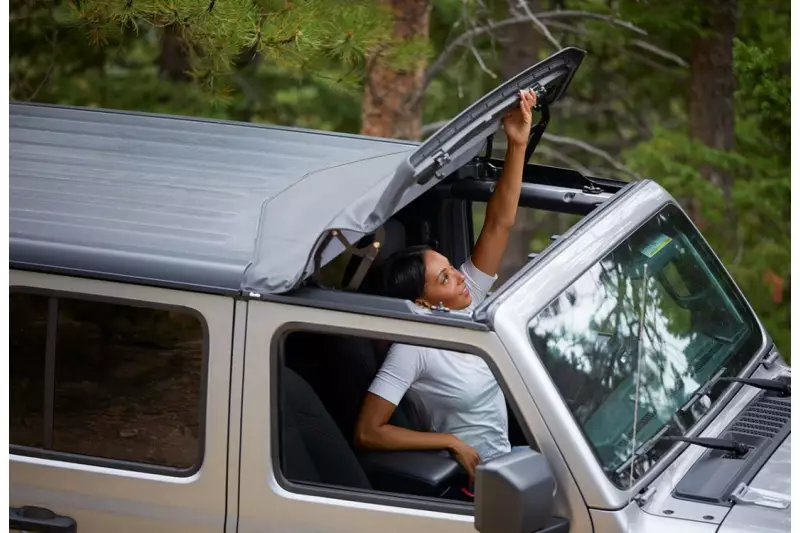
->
53, 298, 205, 468
9, 290, 205, 470
10, 292, 49, 447
527, 204, 762, 487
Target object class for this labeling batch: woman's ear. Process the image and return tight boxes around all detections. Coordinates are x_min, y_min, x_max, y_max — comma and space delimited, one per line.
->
415, 298, 431, 308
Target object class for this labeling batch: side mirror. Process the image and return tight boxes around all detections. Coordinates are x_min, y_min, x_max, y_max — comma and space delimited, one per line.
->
474, 447, 564, 533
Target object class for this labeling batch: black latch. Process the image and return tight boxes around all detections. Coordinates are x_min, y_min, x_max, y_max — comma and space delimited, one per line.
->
433, 150, 451, 179
524, 87, 551, 165
474, 159, 500, 180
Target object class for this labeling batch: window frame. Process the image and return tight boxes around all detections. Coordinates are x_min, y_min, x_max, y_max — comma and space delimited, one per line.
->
486, 194, 772, 508
268, 320, 542, 515
522, 202, 766, 488
9, 285, 211, 477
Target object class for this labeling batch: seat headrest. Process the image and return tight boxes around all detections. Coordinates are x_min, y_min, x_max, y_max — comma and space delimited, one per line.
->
374, 219, 407, 266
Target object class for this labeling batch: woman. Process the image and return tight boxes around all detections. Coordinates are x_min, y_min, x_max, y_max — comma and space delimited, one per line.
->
354, 88, 537, 484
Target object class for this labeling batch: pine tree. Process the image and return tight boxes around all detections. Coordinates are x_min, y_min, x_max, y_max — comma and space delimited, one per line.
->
26, 0, 425, 100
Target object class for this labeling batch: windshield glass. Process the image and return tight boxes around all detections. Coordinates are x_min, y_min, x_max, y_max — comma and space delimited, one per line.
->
527, 204, 763, 488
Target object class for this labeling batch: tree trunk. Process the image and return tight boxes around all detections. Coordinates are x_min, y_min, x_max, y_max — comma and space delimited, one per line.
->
688, 0, 737, 222
360, 0, 430, 140
159, 25, 191, 82
496, 0, 542, 284
499, 0, 543, 80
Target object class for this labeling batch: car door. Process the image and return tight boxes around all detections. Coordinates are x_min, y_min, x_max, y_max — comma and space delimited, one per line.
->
236, 297, 594, 533
9, 270, 234, 533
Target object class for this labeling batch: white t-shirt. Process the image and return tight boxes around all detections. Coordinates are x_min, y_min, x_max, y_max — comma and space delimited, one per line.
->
368, 259, 511, 460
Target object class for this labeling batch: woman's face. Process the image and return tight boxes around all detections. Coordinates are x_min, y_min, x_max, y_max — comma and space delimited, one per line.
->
417, 250, 472, 310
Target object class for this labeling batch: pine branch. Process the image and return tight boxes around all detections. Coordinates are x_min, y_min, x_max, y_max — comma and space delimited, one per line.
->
425, 10, 648, 87
536, 145, 592, 175
514, 0, 562, 50
71, 0, 410, 96
627, 51, 685, 76
541, 132, 642, 180
27, 28, 59, 101
630, 39, 688, 68
469, 44, 498, 79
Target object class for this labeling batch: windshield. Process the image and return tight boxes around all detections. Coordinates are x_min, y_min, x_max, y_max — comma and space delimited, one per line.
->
527, 204, 763, 488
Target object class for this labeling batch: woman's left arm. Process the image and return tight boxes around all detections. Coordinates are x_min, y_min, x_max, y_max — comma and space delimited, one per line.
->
471, 88, 537, 277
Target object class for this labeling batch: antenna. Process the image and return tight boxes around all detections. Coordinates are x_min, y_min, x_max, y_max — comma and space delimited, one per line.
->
629, 263, 648, 488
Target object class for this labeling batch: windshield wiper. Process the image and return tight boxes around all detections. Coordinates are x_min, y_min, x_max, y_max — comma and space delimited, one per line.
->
679, 370, 789, 415
659, 436, 749, 457
719, 376, 790, 397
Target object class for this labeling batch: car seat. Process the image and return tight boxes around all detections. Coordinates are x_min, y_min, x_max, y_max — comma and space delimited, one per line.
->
280, 366, 372, 488
284, 332, 430, 451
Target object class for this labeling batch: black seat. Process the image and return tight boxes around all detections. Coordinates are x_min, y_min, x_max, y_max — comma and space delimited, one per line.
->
280, 366, 372, 489
285, 333, 379, 448
280, 365, 461, 498
284, 332, 429, 451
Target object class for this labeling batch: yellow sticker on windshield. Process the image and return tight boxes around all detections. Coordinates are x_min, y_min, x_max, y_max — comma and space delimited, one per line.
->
641, 234, 672, 258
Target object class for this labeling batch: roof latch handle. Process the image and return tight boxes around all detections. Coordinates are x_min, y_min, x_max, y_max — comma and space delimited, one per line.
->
433, 150, 451, 177
417, 150, 452, 186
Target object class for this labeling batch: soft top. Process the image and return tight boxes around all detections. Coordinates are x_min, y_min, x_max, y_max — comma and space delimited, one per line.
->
11, 49, 587, 296
10, 103, 416, 294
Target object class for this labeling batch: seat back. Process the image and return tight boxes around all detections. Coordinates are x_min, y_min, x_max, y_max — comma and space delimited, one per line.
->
280, 366, 372, 489
285, 332, 431, 449
285, 333, 379, 447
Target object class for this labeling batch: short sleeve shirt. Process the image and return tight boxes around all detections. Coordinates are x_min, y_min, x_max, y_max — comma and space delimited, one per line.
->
367, 258, 510, 460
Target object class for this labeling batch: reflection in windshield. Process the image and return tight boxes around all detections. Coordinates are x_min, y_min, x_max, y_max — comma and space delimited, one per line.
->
528, 204, 761, 488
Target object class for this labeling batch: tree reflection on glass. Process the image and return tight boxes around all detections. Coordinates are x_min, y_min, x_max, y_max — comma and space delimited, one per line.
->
528, 205, 761, 487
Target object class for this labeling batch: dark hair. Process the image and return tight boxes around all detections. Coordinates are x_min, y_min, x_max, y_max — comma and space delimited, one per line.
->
380, 245, 431, 301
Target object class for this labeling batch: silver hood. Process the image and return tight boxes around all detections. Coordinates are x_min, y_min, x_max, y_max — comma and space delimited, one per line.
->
718, 434, 791, 533
640, 361, 791, 531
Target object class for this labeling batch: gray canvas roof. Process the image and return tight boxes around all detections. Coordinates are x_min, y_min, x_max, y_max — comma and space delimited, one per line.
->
11, 50, 587, 295
10, 103, 417, 295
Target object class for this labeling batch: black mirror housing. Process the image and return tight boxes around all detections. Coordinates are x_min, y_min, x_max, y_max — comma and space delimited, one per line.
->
474, 447, 556, 533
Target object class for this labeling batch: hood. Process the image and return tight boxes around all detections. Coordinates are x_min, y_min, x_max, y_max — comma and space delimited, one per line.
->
718, 434, 790, 533
636, 361, 791, 532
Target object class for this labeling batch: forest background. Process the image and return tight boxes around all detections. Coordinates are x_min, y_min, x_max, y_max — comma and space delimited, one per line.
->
10, 0, 791, 356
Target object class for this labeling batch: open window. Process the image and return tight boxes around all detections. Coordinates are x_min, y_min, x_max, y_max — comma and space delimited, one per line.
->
317, 162, 627, 297
273, 328, 536, 508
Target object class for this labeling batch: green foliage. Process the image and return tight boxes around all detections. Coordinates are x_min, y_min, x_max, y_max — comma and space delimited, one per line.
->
734, 39, 790, 158
424, 0, 790, 358
10, 0, 790, 359
623, 30, 790, 357
11, 0, 426, 106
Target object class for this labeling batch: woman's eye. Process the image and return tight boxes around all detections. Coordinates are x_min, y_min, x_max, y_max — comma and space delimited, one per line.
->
441, 275, 449, 284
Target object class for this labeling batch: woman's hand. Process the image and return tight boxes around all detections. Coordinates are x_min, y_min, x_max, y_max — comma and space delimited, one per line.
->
503, 88, 537, 147
448, 436, 482, 481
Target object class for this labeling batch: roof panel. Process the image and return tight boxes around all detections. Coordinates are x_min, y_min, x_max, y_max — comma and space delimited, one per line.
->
10, 103, 417, 294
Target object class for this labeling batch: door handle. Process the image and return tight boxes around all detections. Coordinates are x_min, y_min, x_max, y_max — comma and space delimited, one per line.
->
9, 506, 77, 533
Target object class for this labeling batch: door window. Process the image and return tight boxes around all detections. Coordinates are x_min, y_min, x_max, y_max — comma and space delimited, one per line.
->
10, 291, 206, 472
275, 329, 536, 506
